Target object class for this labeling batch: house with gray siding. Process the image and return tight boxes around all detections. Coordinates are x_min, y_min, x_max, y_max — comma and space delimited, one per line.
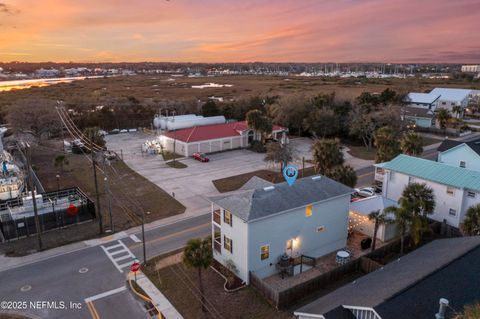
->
209, 175, 352, 284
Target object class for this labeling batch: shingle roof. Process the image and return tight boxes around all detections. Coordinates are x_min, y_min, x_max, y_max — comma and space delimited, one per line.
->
430, 88, 472, 102
406, 92, 440, 104
163, 121, 286, 143
208, 175, 352, 222
239, 176, 273, 191
375, 244, 480, 319
437, 138, 480, 156
295, 237, 480, 318
383, 154, 480, 192
403, 106, 435, 119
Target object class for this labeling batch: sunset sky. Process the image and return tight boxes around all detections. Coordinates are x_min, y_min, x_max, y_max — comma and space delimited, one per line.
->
1, 0, 480, 63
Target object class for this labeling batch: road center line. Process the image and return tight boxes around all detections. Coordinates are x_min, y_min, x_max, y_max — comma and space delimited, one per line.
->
130, 222, 210, 249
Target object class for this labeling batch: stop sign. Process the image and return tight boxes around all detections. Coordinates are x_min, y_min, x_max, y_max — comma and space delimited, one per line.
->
66, 203, 78, 217
131, 261, 141, 272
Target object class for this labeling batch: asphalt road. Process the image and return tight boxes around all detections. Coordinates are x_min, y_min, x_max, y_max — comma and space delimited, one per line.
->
1, 134, 478, 318
0, 214, 211, 319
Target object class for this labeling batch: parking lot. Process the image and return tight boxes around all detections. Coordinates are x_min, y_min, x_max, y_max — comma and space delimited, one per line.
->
105, 132, 315, 214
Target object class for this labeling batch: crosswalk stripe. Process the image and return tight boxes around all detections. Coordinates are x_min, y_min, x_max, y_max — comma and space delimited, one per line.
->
100, 240, 136, 273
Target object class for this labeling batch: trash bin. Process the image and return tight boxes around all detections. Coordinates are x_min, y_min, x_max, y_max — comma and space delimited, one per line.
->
361, 237, 372, 250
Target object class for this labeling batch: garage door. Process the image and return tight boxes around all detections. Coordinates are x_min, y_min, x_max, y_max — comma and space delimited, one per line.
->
200, 143, 210, 153
211, 141, 221, 153
231, 137, 241, 149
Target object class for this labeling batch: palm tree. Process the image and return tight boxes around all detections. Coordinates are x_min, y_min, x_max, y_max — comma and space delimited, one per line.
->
461, 204, 480, 236
374, 126, 401, 163
246, 109, 272, 144
53, 154, 69, 172
401, 183, 435, 246
183, 238, 213, 312
326, 164, 357, 187
436, 108, 451, 130
311, 138, 344, 174
401, 183, 435, 217
452, 105, 462, 119
400, 132, 424, 156
455, 303, 480, 319
385, 201, 412, 255
368, 210, 391, 251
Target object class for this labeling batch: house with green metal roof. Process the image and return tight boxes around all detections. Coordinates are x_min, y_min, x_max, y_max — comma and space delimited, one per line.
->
380, 154, 480, 228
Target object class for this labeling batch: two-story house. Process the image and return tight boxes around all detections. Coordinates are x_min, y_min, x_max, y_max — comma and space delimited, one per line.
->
430, 88, 472, 113
437, 139, 480, 171
379, 154, 480, 228
209, 175, 352, 284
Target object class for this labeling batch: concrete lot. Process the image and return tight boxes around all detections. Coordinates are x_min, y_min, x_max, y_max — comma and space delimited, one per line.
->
106, 133, 315, 214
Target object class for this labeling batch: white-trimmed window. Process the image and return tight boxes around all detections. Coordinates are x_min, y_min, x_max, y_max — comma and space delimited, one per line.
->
224, 210, 232, 226
446, 187, 455, 196
408, 176, 416, 184
449, 208, 457, 216
260, 245, 269, 260
224, 235, 233, 253
468, 191, 476, 198
389, 172, 395, 181
460, 161, 466, 168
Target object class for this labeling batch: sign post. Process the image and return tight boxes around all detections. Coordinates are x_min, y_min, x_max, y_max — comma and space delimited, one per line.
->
131, 260, 141, 282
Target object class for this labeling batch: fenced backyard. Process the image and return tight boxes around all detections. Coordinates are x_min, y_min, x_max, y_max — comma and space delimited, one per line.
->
250, 220, 461, 310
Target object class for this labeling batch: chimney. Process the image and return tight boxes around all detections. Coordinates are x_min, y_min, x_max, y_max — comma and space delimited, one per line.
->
435, 298, 449, 319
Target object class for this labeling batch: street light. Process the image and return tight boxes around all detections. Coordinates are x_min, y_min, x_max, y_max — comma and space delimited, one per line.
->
56, 174, 60, 195
141, 211, 148, 265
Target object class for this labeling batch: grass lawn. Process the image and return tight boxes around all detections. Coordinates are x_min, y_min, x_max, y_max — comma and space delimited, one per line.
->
143, 261, 292, 319
344, 144, 377, 160
421, 136, 443, 146
0, 139, 185, 256
212, 167, 316, 193
166, 161, 188, 169
162, 151, 184, 161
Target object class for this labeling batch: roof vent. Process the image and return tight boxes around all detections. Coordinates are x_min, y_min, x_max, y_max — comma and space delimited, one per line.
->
312, 176, 322, 180
263, 186, 275, 191
435, 298, 449, 319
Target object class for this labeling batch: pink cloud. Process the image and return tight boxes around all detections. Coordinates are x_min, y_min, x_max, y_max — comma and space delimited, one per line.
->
1, 0, 479, 62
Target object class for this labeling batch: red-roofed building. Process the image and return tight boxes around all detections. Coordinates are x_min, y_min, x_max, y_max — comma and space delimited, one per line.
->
159, 121, 287, 156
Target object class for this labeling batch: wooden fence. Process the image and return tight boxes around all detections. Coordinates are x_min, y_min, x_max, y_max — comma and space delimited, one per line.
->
250, 255, 383, 310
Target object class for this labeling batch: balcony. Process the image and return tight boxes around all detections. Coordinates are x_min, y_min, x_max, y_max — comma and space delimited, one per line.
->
214, 240, 222, 253
213, 209, 221, 225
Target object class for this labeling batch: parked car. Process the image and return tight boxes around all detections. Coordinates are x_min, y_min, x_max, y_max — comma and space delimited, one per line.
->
193, 152, 209, 162
353, 187, 376, 198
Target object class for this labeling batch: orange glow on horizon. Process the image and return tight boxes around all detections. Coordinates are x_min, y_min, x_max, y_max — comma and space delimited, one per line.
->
0, 0, 479, 63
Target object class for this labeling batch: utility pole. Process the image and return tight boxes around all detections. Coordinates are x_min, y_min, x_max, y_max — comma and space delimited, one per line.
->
24, 143, 43, 251
91, 142, 103, 234
172, 110, 176, 168
102, 157, 113, 233
141, 210, 147, 265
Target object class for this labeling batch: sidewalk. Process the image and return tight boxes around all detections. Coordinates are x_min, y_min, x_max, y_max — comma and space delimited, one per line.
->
133, 271, 184, 319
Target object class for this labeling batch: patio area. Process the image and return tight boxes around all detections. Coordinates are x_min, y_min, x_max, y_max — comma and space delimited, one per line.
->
261, 231, 386, 292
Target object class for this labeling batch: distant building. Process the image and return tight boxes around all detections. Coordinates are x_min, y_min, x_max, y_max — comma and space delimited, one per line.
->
209, 175, 352, 284
160, 121, 287, 157
461, 65, 480, 72
379, 154, 480, 228
402, 106, 435, 128
35, 68, 60, 78
430, 88, 472, 111
295, 237, 480, 319
437, 139, 480, 171
404, 92, 440, 110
